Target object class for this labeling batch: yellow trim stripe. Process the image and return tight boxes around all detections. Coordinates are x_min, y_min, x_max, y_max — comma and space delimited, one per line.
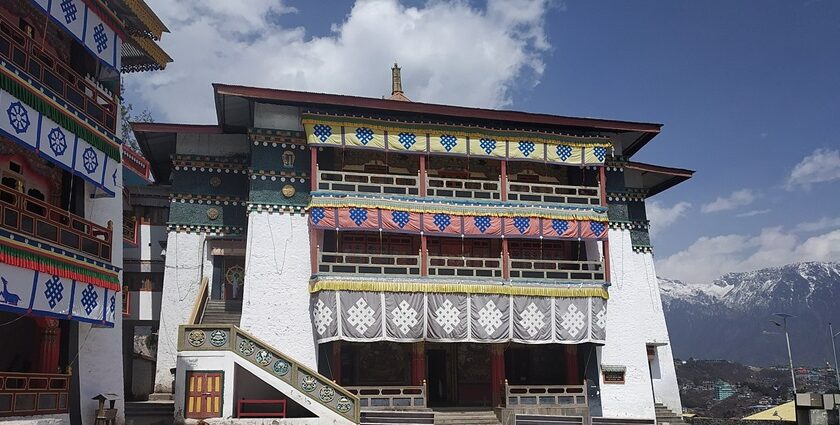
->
310, 279, 609, 299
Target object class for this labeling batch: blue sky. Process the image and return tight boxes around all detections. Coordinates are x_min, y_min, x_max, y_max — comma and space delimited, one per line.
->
128, 0, 840, 283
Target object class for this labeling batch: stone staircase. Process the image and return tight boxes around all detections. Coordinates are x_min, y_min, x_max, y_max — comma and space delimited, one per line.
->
124, 400, 174, 425
434, 409, 501, 425
654, 403, 686, 425
200, 300, 242, 325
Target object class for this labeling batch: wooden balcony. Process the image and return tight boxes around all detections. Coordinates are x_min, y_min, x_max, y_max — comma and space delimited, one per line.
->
505, 382, 588, 408
0, 185, 112, 262
316, 249, 603, 282
509, 258, 604, 281
316, 168, 601, 207
0, 372, 70, 417
318, 249, 421, 276
0, 14, 117, 133
345, 384, 427, 410
507, 180, 600, 206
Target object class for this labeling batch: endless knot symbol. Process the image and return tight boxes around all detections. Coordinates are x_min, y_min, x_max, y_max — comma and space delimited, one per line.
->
551, 219, 569, 235
93, 24, 108, 53
391, 300, 419, 335
439, 134, 457, 152
556, 145, 573, 161
7, 102, 30, 134
60, 0, 78, 23
434, 299, 460, 334
80, 283, 98, 315
477, 300, 503, 335
310, 207, 325, 225
313, 299, 334, 336
519, 303, 546, 337
518, 141, 535, 157
433, 213, 451, 231
596, 306, 607, 329
82, 147, 99, 174
43, 276, 64, 309
355, 127, 374, 145
312, 124, 332, 142
479, 138, 496, 154
513, 217, 530, 234
593, 146, 608, 162
474, 216, 491, 233
398, 132, 416, 149
391, 211, 410, 228
347, 298, 375, 334
590, 221, 605, 237
561, 303, 586, 337
349, 208, 367, 226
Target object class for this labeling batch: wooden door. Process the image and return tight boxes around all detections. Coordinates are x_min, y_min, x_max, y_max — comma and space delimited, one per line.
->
185, 371, 223, 419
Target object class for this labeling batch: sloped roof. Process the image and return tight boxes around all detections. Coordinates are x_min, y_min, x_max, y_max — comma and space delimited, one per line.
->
743, 401, 795, 422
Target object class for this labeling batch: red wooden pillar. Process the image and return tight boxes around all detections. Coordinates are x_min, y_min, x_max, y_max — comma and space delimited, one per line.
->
332, 341, 342, 384
310, 146, 318, 192
35, 318, 60, 373
565, 345, 580, 384
599, 166, 610, 281
501, 238, 510, 280
603, 239, 611, 282
310, 228, 319, 275
419, 155, 427, 196
411, 342, 425, 386
598, 165, 607, 206
491, 345, 506, 407
500, 160, 508, 201
420, 234, 428, 276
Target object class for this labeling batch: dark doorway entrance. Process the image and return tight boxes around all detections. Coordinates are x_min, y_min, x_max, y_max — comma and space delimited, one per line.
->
426, 344, 491, 407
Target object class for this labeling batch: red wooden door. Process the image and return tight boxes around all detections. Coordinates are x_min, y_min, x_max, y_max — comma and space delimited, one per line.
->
185, 371, 223, 419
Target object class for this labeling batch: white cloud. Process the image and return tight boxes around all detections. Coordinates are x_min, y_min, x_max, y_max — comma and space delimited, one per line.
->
656, 227, 840, 284
735, 209, 770, 218
700, 189, 758, 213
646, 200, 691, 237
127, 0, 552, 123
785, 148, 840, 190
795, 216, 840, 233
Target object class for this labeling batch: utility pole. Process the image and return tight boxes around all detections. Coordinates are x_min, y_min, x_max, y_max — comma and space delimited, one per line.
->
831, 323, 840, 393
772, 313, 796, 394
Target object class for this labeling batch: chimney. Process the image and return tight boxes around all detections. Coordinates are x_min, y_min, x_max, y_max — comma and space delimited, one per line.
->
389, 62, 411, 102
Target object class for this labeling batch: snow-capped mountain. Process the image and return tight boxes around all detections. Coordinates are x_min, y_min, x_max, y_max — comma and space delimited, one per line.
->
659, 262, 840, 367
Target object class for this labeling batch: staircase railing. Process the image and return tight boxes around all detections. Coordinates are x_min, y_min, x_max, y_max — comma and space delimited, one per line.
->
187, 277, 209, 325
178, 324, 360, 423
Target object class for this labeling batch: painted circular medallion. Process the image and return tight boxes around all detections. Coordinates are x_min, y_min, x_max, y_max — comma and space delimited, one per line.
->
301, 374, 317, 392
336, 397, 353, 413
238, 339, 256, 356
188, 330, 206, 347
255, 349, 272, 366
273, 359, 290, 376
209, 330, 227, 347
319, 386, 335, 403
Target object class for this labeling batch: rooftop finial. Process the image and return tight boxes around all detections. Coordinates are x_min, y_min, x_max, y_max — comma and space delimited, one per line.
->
389, 62, 410, 102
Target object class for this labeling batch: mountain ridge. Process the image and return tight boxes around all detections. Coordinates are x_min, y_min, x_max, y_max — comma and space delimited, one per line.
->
659, 261, 840, 366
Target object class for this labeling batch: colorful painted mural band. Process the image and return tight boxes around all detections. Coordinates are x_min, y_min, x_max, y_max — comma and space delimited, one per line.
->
303, 114, 612, 166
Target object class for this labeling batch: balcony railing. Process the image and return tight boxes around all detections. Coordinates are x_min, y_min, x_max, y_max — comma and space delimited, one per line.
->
505, 382, 588, 408
0, 186, 112, 262
507, 180, 600, 206
318, 249, 421, 275
318, 169, 419, 196
0, 372, 70, 417
315, 169, 602, 207
427, 255, 503, 278
345, 384, 426, 410
426, 175, 501, 200
509, 258, 604, 281
317, 251, 604, 282
0, 15, 117, 133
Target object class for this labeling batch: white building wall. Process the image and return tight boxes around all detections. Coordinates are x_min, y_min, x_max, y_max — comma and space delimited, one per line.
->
77, 176, 125, 425
254, 103, 303, 131
239, 212, 317, 369
599, 229, 682, 418
153, 231, 209, 393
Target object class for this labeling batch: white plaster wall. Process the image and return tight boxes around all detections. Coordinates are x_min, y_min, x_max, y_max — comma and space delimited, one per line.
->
254, 103, 303, 131
79, 177, 125, 425
154, 231, 210, 393
177, 134, 248, 157
598, 229, 681, 418
127, 290, 162, 321
239, 212, 317, 368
